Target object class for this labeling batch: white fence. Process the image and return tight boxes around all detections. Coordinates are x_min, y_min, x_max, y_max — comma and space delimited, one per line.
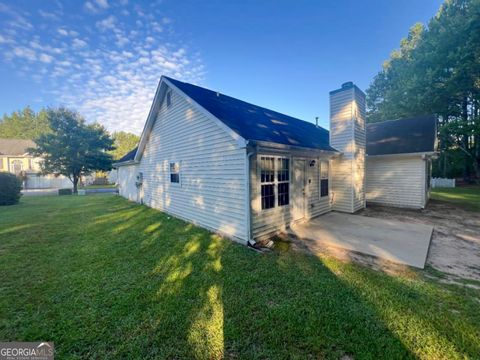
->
25, 173, 72, 189
431, 178, 455, 188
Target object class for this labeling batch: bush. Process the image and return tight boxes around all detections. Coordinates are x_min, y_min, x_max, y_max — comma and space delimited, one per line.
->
58, 188, 72, 196
0, 172, 23, 205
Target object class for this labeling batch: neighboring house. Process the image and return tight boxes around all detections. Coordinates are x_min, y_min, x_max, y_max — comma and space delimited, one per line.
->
114, 77, 436, 244
0, 138, 72, 189
0, 139, 39, 175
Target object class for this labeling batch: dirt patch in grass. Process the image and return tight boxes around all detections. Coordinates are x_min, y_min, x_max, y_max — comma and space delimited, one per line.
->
360, 200, 480, 284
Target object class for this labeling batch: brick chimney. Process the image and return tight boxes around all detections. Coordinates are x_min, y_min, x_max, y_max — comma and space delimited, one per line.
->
329, 82, 366, 213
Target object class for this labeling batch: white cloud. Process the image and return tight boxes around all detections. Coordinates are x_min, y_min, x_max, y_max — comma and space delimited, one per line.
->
96, 15, 116, 31
95, 0, 109, 9
85, 0, 109, 13
0, 1, 205, 134
39, 53, 54, 63
72, 38, 88, 49
12, 46, 36, 61
38, 10, 60, 20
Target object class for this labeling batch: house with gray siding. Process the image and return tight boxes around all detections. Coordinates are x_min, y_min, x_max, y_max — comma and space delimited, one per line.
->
114, 77, 437, 245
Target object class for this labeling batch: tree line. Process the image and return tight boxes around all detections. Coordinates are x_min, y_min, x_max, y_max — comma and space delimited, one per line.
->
366, 0, 480, 181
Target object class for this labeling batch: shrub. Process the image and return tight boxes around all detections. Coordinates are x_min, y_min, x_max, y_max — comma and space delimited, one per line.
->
0, 172, 23, 205
58, 188, 72, 196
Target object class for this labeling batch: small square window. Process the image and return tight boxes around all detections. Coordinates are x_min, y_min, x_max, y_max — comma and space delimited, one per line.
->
320, 161, 329, 197
166, 90, 172, 108
170, 161, 180, 183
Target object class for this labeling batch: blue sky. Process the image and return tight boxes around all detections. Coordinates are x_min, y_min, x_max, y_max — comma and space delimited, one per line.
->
0, 0, 443, 134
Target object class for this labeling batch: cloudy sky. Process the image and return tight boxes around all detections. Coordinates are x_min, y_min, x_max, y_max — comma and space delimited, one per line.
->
0, 0, 442, 134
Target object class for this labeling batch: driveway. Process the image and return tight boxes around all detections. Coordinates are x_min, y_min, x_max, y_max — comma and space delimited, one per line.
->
288, 212, 433, 269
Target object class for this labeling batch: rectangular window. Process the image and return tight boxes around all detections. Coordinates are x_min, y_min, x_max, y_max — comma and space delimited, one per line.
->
166, 90, 172, 108
260, 157, 275, 209
277, 158, 289, 206
170, 162, 180, 183
320, 161, 329, 197
260, 156, 290, 210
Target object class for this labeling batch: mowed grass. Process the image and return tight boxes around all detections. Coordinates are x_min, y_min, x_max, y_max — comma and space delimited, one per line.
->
0, 196, 479, 359
431, 185, 480, 212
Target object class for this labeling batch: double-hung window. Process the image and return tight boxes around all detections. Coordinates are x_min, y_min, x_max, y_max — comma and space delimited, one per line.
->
320, 161, 329, 197
260, 157, 275, 210
170, 161, 180, 183
260, 156, 290, 210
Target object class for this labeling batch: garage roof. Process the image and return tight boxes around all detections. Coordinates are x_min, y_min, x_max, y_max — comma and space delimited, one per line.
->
366, 116, 437, 156
116, 147, 138, 163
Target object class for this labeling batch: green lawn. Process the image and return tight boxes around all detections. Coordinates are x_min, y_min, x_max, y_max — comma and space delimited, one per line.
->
1, 196, 479, 359
431, 186, 480, 212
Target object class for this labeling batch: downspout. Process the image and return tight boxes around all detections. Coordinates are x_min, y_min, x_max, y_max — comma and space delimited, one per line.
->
245, 143, 256, 246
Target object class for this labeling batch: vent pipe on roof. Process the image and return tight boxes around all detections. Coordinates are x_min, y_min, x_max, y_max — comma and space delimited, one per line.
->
315, 117, 319, 128
216, 92, 220, 97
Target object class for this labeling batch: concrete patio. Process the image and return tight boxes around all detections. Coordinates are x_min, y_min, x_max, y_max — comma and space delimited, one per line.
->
289, 212, 434, 268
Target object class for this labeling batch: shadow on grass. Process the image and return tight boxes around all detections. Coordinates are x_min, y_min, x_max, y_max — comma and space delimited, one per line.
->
1, 195, 479, 359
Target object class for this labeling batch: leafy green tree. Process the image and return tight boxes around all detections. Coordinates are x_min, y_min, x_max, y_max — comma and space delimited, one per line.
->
110, 131, 139, 160
31, 108, 115, 193
366, 0, 480, 180
0, 107, 51, 139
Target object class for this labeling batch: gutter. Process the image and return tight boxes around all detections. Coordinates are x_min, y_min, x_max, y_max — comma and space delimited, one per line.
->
366, 151, 437, 159
251, 140, 340, 157
244, 141, 256, 246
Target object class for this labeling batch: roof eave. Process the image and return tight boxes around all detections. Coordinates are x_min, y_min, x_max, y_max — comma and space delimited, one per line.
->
252, 140, 340, 156
366, 151, 437, 158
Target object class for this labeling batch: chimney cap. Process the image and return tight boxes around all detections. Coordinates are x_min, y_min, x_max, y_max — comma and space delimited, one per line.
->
329, 81, 365, 97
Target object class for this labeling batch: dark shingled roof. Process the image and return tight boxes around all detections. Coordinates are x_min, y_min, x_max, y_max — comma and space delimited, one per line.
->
366, 116, 437, 156
0, 138, 36, 155
165, 77, 337, 152
117, 147, 137, 162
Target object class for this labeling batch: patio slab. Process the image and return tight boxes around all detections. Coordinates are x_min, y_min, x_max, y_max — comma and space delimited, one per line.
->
289, 212, 433, 268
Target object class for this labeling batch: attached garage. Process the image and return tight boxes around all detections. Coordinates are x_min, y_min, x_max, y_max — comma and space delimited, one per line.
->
365, 116, 437, 209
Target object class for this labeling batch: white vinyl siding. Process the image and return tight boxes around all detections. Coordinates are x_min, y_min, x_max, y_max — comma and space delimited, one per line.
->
251, 154, 331, 240
117, 164, 139, 202
329, 86, 366, 213
136, 88, 247, 242
366, 155, 427, 209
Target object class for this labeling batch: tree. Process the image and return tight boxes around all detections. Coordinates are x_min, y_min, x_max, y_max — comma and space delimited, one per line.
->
366, 0, 480, 180
0, 106, 51, 139
31, 108, 115, 193
110, 131, 139, 160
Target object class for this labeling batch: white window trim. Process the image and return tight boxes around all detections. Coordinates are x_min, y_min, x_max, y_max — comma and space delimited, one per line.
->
258, 155, 291, 211
169, 160, 181, 186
